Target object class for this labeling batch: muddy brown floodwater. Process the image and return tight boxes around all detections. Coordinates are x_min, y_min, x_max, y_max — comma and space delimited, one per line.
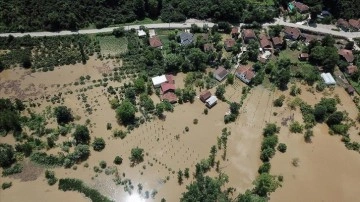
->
1, 59, 360, 201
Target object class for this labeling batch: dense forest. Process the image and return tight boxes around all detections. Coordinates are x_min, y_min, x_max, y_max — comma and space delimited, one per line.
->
1, 0, 358, 32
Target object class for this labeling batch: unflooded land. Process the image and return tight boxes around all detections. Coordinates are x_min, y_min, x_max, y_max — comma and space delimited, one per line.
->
1, 57, 360, 202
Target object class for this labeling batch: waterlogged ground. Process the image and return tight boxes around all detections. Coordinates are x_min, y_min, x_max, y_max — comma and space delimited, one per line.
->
1, 59, 360, 201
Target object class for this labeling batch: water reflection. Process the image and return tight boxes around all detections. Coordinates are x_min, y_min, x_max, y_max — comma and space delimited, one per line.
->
125, 193, 146, 202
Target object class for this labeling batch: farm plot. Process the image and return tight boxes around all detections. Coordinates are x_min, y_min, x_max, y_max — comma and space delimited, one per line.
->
98, 36, 128, 56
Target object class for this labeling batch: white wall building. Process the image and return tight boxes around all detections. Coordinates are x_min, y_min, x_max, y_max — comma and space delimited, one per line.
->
321, 73, 336, 85
152, 75, 167, 87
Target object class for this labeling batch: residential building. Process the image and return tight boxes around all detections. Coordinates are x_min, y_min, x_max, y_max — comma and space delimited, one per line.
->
213, 66, 229, 82
337, 19, 350, 31
242, 29, 257, 43
162, 92, 177, 103
161, 83, 175, 94
137, 30, 146, 37
291, 1, 309, 13
152, 75, 168, 87
206, 96, 218, 108
231, 27, 240, 38
235, 65, 256, 84
283, 26, 301, 40
346, 86, 355, 95
271, 37, 283, 49
224, 38, 236, 51
300, 33, 322, 46
346, 65, 358, 75
349, 19, 360, 31
149, 36, 163, 49
259, 36, 272, 51
179, 32, 194, 45
338, 49, 354, 63
204, 43, 215, 52
200, 90, 212, 102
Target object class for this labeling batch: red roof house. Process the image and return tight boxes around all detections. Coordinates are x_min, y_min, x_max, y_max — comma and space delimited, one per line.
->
242, 29, 257, 43
284, 26, 301, 40
272, 37, 283, 49
224, 38, 236, 51
346, 65, 358, 75
338, 49, 354, 63
231, 27, 240, 38
161, 83, 175, 94
200, 90, 212, 102
349, 19, 360, 31
337, 19, 350, 31
235, 65, 256, 84
149, 36, 163, 48
292, 1, 309, 13
165, 74, 175, 84
162, 92, 177, 103
260, 36, 272, 50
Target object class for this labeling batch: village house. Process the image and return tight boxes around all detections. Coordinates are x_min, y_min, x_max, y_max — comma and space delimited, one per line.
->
137, 29, 147, 37
231, 27, 240, 38
271, 37, 283, 50
213, 66, 229, 82
349, 19, 360, 31
338, 49, 354, 63
300, 33, 322, 46
179, 32, 194, 45
224, 38, 236, 51
291, 1, 309, 13
337, 19, 350, 31
298, 53, 309, 61
283, 26, 301, 40
149, 36, 163, 49
161, 83, 175, 94
151, 74, 174, 87
259, 35, 272, 51
242, 29, 257, 44
317, 10, 331, 19
203, 43, 215, 52
200, 90, 212, 102
162, 92, 177, 103
235, 65, 256, 84
346, 65, 358, 75
206, 96, 218, 108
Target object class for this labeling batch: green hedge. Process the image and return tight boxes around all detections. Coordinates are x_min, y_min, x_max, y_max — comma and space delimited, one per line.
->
58, 178, 112, 202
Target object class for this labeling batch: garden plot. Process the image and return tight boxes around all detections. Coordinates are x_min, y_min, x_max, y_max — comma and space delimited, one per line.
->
98, 36, 128, 56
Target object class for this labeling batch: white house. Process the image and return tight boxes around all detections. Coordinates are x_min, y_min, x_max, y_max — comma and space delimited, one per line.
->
206, 96, 218, 108
152, 75, 167, 87
137, 30, 146, 37
235, 65, 256, 84
320, 73, 336, 85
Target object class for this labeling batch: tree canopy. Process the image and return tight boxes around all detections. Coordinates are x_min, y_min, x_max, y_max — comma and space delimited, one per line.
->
116, 99, 136, 125
73, 125, 90, 145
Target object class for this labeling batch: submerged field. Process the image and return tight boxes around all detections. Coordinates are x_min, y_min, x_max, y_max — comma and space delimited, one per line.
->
1, 56, 360, 201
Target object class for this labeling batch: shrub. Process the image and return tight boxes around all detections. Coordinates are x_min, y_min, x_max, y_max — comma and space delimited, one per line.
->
92, 137, 106, 151
58, 178, 112, 202
289, 121, 303, 133
277, 143, 287, 153
204, 108, 208, 115
258, 162, 271, 174
106, 123, 112, 130
2, 163, 23, 176
114, 156, 123, 165
193, 119, 198, 125
99, 161, 107, 169
113, 129, 126, 139
129, 147, 144, 165
185, 126, 189, 132
273, 95, 285, 107
2, 182, 12, 190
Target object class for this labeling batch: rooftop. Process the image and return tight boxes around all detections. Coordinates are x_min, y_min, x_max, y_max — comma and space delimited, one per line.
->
149, 36, 163, 48
284, 26, 301, 39
338, 49, 354, 63
214, 66, 229, 80
242, 29, 256, 38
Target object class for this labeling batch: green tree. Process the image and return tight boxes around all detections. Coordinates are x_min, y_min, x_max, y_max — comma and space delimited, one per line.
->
54, 106, 73, 125
178, 170, 184, 184
0, 143, 15, 168
326, 111, 344, 126
112, 27, 125, 38
321, 35, 335, 47
215, 85, 226, 101
73, 144, 90, 161
114, 156, 123, 165
277, 143, 287, 153
247, 40, 260, 61
227, 74, 234, 85
314, 104, 327, 122
258, 162, 271, 174
73, 125, 90, 145
134, 78, 146, 94
184, 168, 190, 179
237, 190, 266, 202
129, 147, 144, 165
92, 137, 105, 151
155, 103, 165, 117
187, 48, 207, 71
253, 173, 280, 197
263, 123, 280, 136
116, 100, 136, 125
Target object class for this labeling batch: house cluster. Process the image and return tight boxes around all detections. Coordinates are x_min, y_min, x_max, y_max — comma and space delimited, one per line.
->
199, 90, 218, 108
337, 18, 360, 32
152, 74, 177, 103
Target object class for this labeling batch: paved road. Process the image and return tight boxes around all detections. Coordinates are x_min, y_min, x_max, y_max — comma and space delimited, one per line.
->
0, 22, 215, 37
0, 18, 359, 43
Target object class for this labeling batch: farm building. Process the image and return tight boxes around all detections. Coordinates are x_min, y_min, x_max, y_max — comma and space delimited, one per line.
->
152, 75, 168, 87
200, 90, 212, 102
206, 96, 218, 108
321, 73, 336, 85
213, 66, 229, 82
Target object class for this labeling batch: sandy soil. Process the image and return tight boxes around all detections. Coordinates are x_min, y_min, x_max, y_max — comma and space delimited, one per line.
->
1, 59, 360, 202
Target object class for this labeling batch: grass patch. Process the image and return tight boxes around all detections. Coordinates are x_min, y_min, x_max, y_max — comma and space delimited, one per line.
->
278, 49, 301, 63
97, 36, 128, 56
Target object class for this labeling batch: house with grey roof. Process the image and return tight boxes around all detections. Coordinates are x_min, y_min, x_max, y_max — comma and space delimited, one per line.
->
179, 32, 194, 45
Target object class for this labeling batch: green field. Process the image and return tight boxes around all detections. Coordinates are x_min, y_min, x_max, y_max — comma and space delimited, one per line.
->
97, 36, 128, 56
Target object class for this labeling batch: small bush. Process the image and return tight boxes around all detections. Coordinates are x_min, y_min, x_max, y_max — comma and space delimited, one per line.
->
92, 137, 106, 151
2, 182, 12, 190
114, 156, 123, 165
258, 162, 271, 174
113, 130, 127, 139
185, 126, 189, 132
277, 143, 287, 153
204, 108, 208, 115
193, 119, 198, 124
106, 123, 112, 130
289, 121, 303, 133
99, 161, 107, 169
